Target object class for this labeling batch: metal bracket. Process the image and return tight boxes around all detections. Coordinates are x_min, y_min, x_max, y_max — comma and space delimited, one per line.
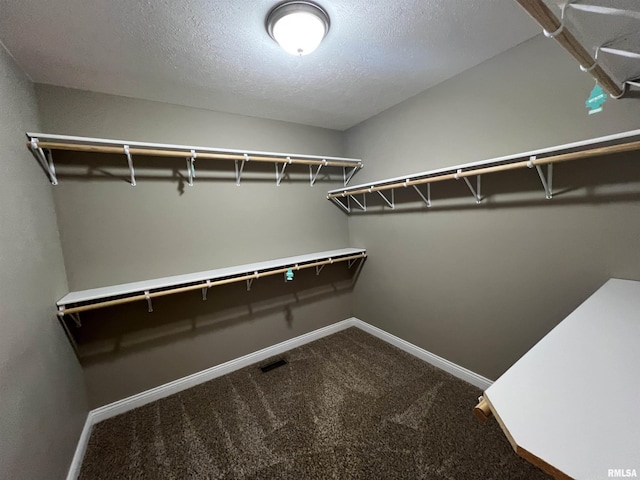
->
309, 160, 327, 186
70, 312, 82, 328
56, 306, 80, 328
543, 2, 566, 38
412, 183, 431, 207
144, 290, 153, 312
349, 193, 366, 211
528, 156, 553, 199
455, 170, 482, 204
124, 145, 136, 186
247, 272, 259, 291
348, 257, 361, 269
202, 280, 211, 301
275, 157, 290, 186
316, 263, 326, 275
30, 138, 58, 185
343, 166, 359, 186
186, 150, 196, 187
235, 154, 248, 186
377, 189, 395, 209
330, 195, 351, 213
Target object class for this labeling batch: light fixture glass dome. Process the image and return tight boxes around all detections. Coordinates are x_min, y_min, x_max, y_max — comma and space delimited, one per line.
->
267, 1, 330, 56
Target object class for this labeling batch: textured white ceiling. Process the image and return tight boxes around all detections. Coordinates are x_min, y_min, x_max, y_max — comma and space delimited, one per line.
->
0, 0, 540, 130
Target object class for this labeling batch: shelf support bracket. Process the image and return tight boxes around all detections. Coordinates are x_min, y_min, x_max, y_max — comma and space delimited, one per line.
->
144, 290, 153, 312
377, 189, 395, 209
30, 138, 58, 185
309, 160, 326, 186
70, 312, 82, 328
202, 280, 211, 301
528, 156, 553, 199
124, 145, 136, 186
348, 257, 361, 269
456, 170, 482, 204
349, 193, 366, 211
330, 195, 351, 213
412, 183, 431, 207
235, 154, 248, 186
316, 263, 327, 275
275, 157, 291, 186
186, 150, 196, 187
343, 166, 359, 186
247, 272, 258, 291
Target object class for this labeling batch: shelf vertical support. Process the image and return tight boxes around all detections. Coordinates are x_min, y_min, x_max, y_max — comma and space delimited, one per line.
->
202, 280, 211, 301
144, 290, 153, 312
412, 183, 432, 207
235, 154, 248, 186
29, 138, 58, 185
247, 272, 259, 291
456, 170, 482, 204
343, 166, 359, 186
330, 195, 351, 213
186, 150, 196, 187
377, 189, 395, 209
349, 193, 366, 211
70, 312, 82, 328
275, 157, 290, 186
124, 145, 136, 186
310, 160, 327, 186
528, 156, 553, 199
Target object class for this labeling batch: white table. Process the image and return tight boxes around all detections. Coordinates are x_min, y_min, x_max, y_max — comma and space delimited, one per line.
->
483, 278, 640, 480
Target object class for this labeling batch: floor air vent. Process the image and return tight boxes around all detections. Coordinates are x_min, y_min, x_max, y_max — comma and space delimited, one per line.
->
260, 359, 288, 373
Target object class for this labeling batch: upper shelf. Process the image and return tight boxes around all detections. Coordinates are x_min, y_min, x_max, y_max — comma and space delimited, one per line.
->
327, 128, 640, 213
26, 132, 363, 187
517, 1, 640, 98
57, 248, 367, 317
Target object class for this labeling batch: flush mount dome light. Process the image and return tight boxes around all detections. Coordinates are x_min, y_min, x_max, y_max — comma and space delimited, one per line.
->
266, 1, 330, 56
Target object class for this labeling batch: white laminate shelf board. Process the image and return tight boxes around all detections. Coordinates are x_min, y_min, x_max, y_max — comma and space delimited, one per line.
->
327, 128, 640, 194
58, 248, 366, 306
27, 132, 363, 164
485, 278, 640, 480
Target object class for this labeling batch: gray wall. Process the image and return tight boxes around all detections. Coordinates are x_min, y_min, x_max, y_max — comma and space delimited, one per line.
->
345, 35, 640, 381
0, 48, 88, 478
35, 85, 354, 407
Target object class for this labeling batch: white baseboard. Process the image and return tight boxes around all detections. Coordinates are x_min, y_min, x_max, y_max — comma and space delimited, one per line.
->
351, 319, 493, 391
67, 317, 491, 479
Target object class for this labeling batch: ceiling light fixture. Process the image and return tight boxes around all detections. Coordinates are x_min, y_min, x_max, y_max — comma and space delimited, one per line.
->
266, 1, 330, 56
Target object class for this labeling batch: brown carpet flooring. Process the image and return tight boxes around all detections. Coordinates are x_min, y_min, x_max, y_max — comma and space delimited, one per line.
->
80, 327, 550, 479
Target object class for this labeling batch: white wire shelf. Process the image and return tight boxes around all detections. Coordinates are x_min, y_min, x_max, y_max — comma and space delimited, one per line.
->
26, 132, 363, 187
57, 248, 367, 320
327, 129, 640, 213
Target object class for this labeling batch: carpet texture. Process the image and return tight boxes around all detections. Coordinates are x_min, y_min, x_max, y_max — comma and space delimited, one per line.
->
80, 327, 550, 479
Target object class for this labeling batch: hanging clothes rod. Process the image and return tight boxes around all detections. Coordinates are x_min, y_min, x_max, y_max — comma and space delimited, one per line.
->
56, 249, 366, 317
327, 129, 640, 208
26, 133, 363, 168
328, 140, 640, 199
515, 0, 624, 97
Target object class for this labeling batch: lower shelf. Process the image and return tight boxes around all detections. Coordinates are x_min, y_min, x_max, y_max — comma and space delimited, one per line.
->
56, 248, 367, 317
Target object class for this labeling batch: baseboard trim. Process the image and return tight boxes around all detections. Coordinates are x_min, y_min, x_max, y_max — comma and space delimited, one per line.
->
351, 319, 493, 391
66, 317, 492, 479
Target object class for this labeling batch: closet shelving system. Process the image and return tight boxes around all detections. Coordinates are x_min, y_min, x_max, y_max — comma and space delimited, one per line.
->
26, 133, 363, 187
56, 248, 366, 335
516, 0, 640, 98
327, 129, 640, 213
